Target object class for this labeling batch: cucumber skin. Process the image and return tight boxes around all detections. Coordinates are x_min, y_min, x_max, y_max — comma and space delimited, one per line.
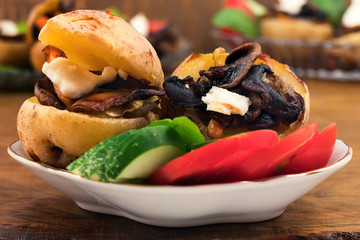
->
67, 130, 135, 174
105, 126, 186, 181
68, 130, 138, 179
69, 126, 186, 182
66, 130, 134, 178
95, 129, 146, 181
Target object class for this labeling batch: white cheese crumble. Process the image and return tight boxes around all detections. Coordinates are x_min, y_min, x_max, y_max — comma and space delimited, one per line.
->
129, 12, 149, 37
0, 20, 18, 36
275, 0, 306, 15
117, 68, 128, 80
201, 86, 251, 116
342, 0, 360, 28
42, 58, 117, 99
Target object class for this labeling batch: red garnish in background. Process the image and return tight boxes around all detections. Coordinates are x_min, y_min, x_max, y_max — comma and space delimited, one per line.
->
223, 0, 255, 18
35, 16, 49, 30
106, 9, 115, 16
149, 20, 167, 34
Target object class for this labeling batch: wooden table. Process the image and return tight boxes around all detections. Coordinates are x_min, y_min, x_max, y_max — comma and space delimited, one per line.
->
1, 79, 360, 239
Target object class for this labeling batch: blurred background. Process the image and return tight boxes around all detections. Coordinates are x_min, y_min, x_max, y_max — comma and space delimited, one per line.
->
1, 0, 359, 90
0, 0, 227, 53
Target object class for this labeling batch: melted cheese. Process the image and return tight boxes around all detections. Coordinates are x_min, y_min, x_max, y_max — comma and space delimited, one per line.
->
201, 86, 251, 116
42, 58, 117, 99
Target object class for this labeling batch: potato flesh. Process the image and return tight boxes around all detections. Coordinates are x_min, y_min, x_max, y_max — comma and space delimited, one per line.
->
172, 51, 227, 80
40, 22, 122, 71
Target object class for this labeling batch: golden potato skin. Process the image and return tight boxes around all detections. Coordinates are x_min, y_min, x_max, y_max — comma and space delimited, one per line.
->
38, 10, 164, 86
17, 97, 155, 168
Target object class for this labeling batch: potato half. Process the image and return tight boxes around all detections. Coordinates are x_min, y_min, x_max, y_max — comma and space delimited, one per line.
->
168, 47, 310, 138
17, 9, 166, 168
38, 10, 164, 86
17, 97, 157, 168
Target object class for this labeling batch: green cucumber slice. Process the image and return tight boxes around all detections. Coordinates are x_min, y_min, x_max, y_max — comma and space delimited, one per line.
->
66, 130, 137, 177
104, 126, 186, 182
68, 126, 186, 182
114, 145, 185, 182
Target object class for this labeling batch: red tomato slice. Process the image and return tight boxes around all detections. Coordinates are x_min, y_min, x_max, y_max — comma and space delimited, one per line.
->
148, 129, 279, 185
217, 122, 319, 183
279, 123, 337, 174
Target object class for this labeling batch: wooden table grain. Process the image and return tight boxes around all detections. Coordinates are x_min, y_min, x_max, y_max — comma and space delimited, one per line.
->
1, 79, 360, 240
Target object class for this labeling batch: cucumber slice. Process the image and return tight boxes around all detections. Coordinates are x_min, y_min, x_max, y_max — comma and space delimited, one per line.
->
66, 130, 137, 177
105, 126, 186, 182
115, 145, 185, 182
69, 126, 187, 182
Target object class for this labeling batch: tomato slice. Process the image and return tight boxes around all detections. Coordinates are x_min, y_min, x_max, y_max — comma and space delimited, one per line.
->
279, 123, 337, 174
148, 129, 279, 185
217, 122, 319, 183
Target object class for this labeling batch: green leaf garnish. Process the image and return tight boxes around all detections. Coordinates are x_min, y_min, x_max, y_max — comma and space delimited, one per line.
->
212, 8, 260, 38
147, 117, 205, 150
310, 0, 346, 27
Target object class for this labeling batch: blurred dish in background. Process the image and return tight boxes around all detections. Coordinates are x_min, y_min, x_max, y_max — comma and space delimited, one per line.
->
0, 66, 43, 91
26, 0, 76, 72
260, 0, 344, 41
0, 0, 76, 90
128, 12, 193, 75
0, 18, 35, 90
327, 0, 360, 75
0, 19, 30, 69
212, 0, 360, 81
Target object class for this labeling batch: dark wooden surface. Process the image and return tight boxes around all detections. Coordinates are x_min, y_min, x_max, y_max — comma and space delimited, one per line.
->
1, 78, 360, 240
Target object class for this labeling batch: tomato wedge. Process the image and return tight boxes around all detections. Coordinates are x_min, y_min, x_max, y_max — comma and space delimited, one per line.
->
279, 123, 337, 174
216, 122, 319, 183
148, 129, 279, 185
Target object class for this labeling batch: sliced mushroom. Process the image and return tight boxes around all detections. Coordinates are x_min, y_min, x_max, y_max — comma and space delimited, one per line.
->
53, 83, 75, 108
245, 111, 280, 129
225, 42, 262, 65
35, 77, 65, 110
162, 75, 206, 108
35, 73, 165, 116
240, 64, 304, 125
199, 42, 262, 89
70, 88, 165, 113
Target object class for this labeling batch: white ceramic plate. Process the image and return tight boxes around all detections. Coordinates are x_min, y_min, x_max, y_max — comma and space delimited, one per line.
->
8, 140, 352, 227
